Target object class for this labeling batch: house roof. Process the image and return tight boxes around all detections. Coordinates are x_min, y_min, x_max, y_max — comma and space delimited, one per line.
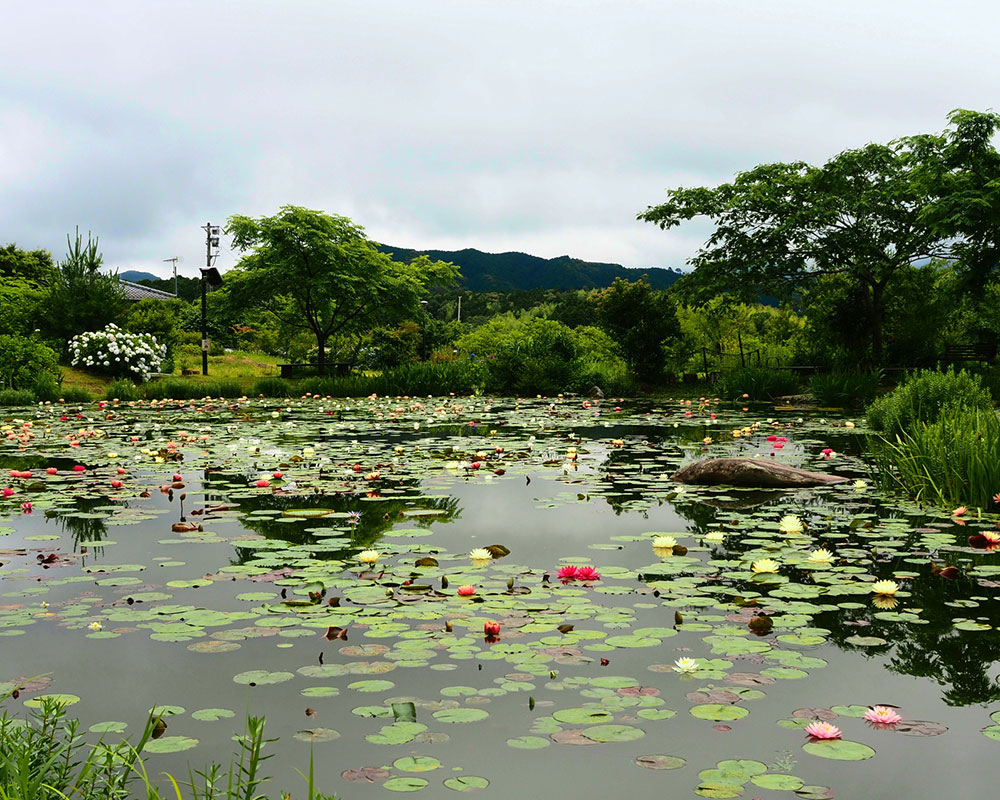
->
119, 279, 177, 301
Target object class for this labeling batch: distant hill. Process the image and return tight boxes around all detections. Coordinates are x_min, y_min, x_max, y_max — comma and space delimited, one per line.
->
378, 245, 682, 291
120, 270, 161, 283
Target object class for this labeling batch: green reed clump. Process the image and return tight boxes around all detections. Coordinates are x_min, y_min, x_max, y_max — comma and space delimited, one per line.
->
866, 367, 993, 438
716, 367, 800, 401
870, 408, 1000, 510
0, 696, 338, 800
809, 370, 882, 408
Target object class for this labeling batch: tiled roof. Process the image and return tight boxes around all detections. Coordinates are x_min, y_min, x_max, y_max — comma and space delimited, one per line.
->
120, 279, 177, 301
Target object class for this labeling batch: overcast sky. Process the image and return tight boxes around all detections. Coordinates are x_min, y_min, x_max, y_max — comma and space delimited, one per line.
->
2, 0, 996, 277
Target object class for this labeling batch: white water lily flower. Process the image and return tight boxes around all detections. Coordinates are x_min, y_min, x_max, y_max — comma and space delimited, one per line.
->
469, 547, 492, 561
673, 657, 699, 674
652, 535, 677, 549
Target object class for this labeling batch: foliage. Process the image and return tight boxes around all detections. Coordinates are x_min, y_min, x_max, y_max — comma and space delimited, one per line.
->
809, 370, 883, 408
0, 336, 59, 391
0, 696, 155, 800
142, 379, 243, 400
715, 367, 799, 401
866, 367, 993, 438
0, 389, 36, 406
105, 379, 141, 402
226, 206, 457, 372
123, 298, 187, 352
870, 407, 1000, 509
674, 298, 807, 372
593, 277, 679, 381
69, 324, 166, 383
41, 229, 128, 347
0, 697, 338, 800
640, 112, 1000, 361
0, 243, 57, 284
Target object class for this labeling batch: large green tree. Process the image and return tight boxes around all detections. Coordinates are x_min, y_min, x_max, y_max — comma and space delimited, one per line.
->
226, 206, 458, 373
638, 112, 1000, 361
593, 276, 678, 381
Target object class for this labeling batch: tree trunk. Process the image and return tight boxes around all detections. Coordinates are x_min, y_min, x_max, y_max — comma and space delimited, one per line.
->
317, 334, 327, 376
870, 281, 886, 363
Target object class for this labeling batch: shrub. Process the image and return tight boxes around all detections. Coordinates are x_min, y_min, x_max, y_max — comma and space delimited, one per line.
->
31, 372, 62, 402
105, 379, 141, 402
69, 324, 166, 382
716, 367, 799, 401
0, 335, 59, 391
809, 370, 882, 408
60, 387, 93, 403
870, 407, 1000, 509
0, 389, 35, 406
866, 367, 993, 438
252, 377, 294, 398
141, 379, 242, 400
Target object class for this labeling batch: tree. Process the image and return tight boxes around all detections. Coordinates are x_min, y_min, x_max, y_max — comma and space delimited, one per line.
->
0, 243, 57, 284
593, 276, 679, 381
637, 120, 987, 361
226, 206, 458, 373
42, 228, 127, 347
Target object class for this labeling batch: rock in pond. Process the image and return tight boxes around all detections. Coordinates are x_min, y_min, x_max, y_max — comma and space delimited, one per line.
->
672, 457, 847, 488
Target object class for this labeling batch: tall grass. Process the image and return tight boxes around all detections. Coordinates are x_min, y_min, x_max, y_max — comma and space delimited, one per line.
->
809, 370, 882, 408
870, 408, 1000, 510
715, 367, 799, 401
0, 696, 338, 800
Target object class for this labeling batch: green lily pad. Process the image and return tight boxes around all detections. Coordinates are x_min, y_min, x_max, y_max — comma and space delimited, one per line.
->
393, 756, 441, 772
233, 670, 294, 685
803, 739, 876, 761
690, 704, 749, 721
443, 776, 489, 791
144, 736, 199, 754
383, 777, 429, 792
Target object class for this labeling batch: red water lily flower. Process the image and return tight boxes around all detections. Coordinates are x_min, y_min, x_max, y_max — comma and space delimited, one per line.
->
576, 566, 601, 581
483, 620, 501, 636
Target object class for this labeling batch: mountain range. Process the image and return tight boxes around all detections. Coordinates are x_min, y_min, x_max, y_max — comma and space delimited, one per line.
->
121, 247, 682, 294
378, 245, 682, 291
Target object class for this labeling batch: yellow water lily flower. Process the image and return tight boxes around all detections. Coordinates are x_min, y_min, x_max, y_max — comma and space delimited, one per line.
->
652, 535, 677, 549
778, 515, 803, 534
807, 548, 834, 565
871, 579, 899, 595
468, 548, 492, 561
704, 530, 725, 543
89, 621, 103, 631
751, 558, 779, 574
358, 549, 381, 564
853, 479, 868, 489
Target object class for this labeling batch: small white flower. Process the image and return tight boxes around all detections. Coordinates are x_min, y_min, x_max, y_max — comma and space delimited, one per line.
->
673, 657, 698, 674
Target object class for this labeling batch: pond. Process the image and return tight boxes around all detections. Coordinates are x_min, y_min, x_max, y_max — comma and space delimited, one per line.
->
2, 395, 999, 798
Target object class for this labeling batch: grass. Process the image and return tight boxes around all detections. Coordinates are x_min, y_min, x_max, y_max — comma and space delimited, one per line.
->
0, 695, 338, 800
808, 370, 882, 408
172, 350, 283, 380
870, 408, 1000, 510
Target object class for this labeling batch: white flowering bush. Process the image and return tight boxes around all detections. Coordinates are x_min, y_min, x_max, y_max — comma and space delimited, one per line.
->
69, 324, 166, 382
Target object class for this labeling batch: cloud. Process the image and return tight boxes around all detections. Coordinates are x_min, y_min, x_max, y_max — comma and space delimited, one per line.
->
2, 0, 998, 276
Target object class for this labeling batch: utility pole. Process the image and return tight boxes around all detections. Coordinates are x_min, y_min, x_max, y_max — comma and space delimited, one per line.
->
200, 223, 221, 375
457, 295, 462, 323
163, 257, 180, 297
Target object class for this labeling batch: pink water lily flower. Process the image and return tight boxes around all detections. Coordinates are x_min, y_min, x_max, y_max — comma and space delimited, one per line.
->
575, 566, 601, 581
457, 585, 476, 596
863, 705, 902, 725
557, 565, 580, 581
804, 721, 842, 739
